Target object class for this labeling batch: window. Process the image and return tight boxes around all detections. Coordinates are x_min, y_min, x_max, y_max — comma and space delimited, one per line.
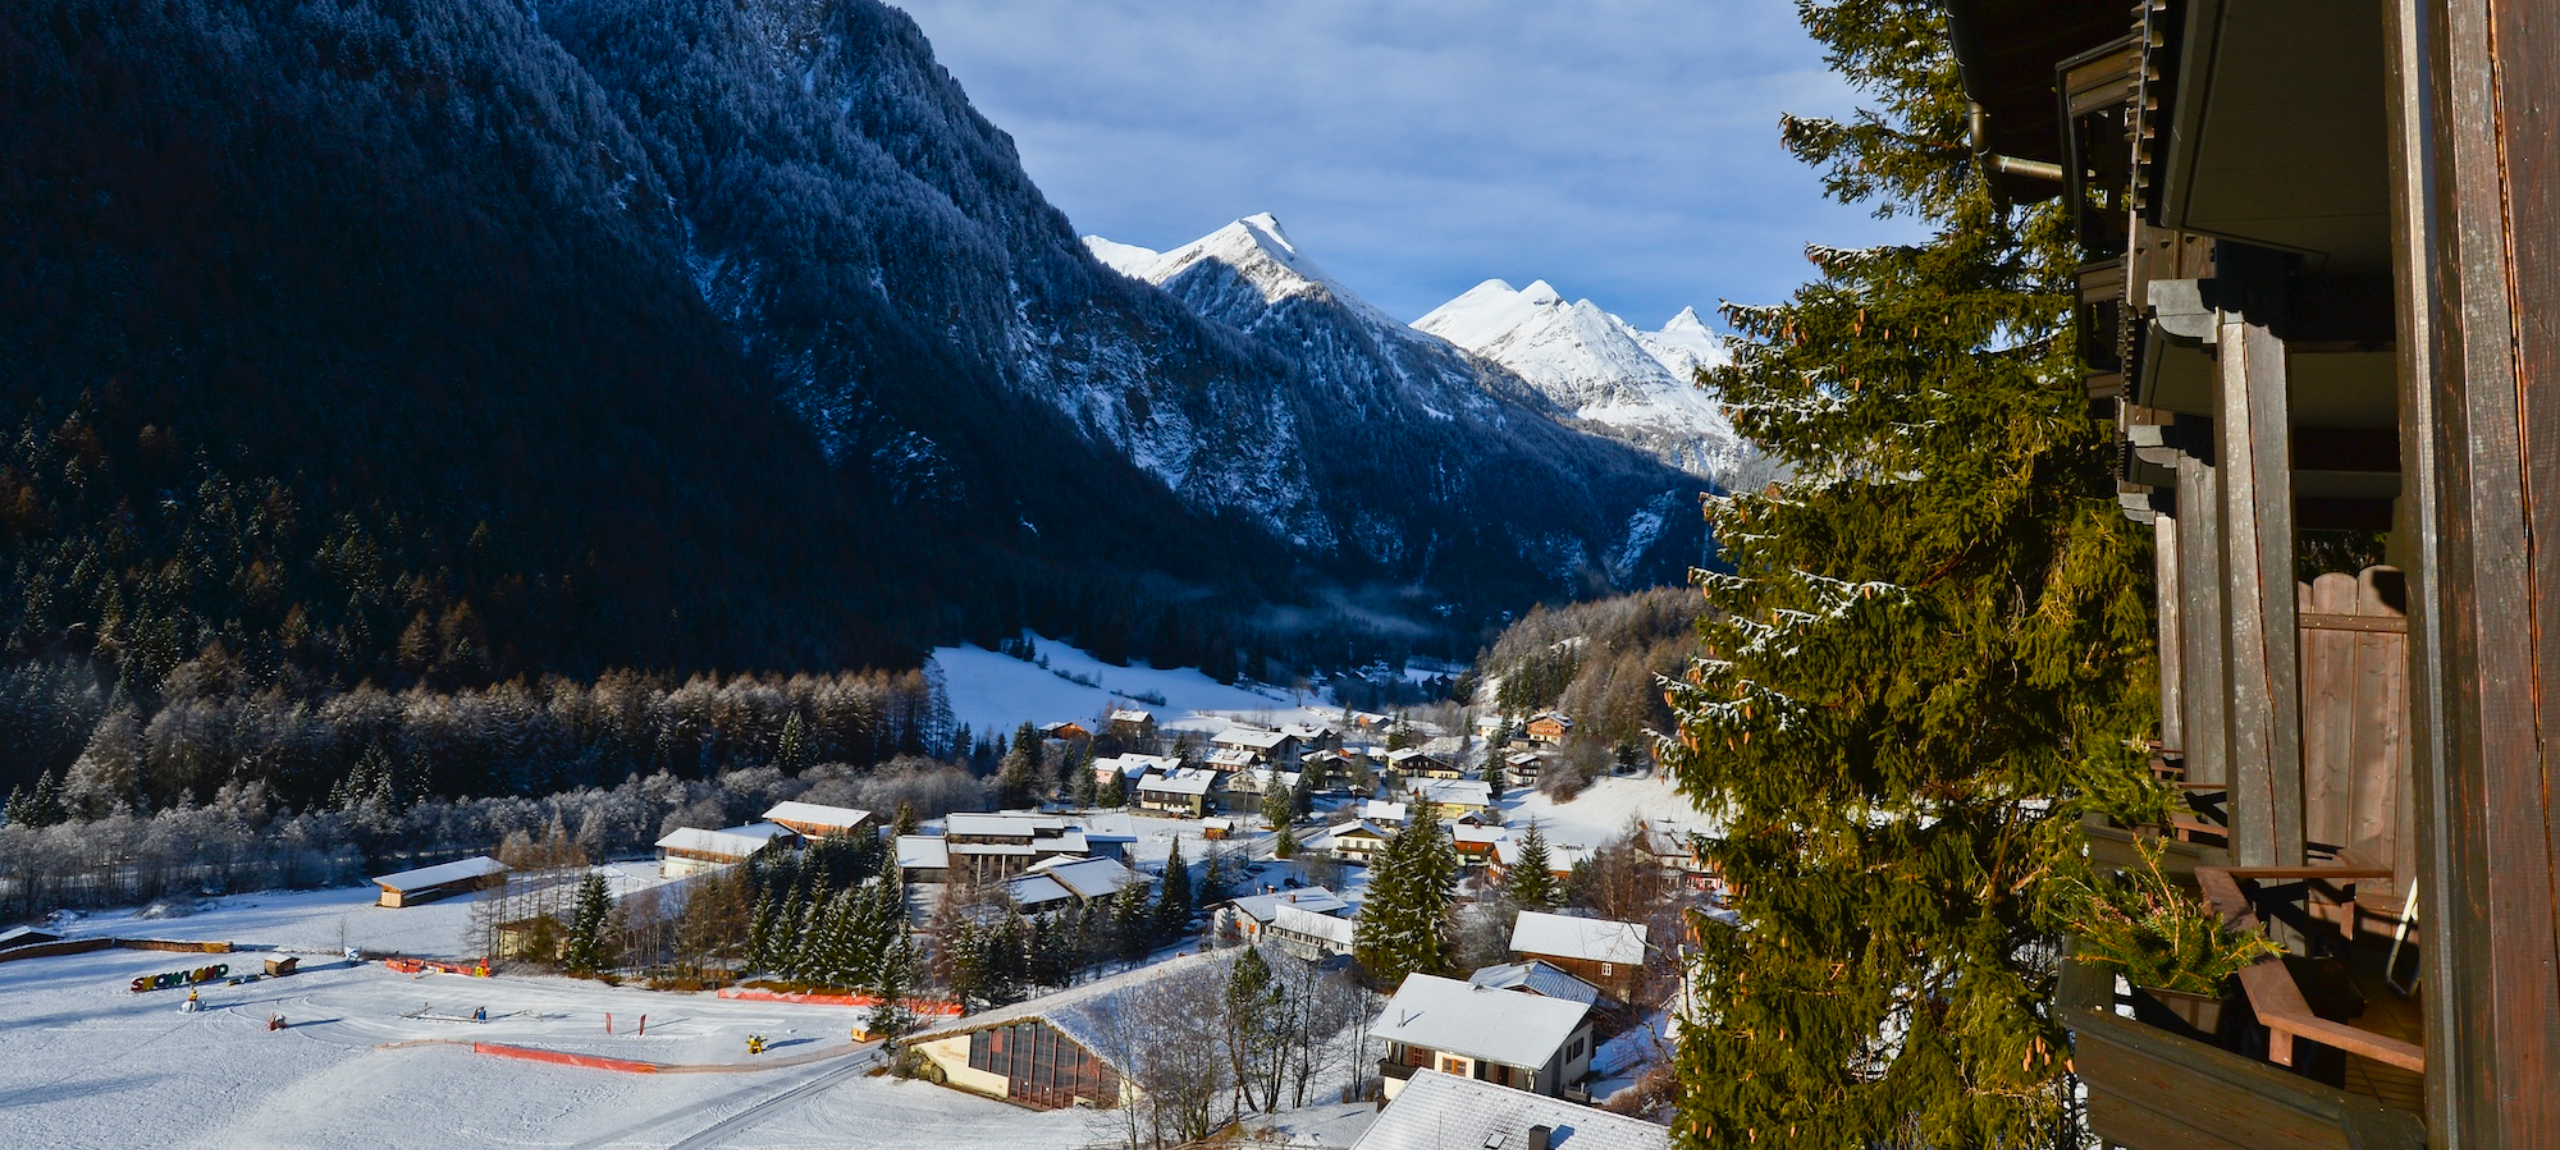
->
1439, 1054, 1470, 1076
1567, 1036, 1585, 1061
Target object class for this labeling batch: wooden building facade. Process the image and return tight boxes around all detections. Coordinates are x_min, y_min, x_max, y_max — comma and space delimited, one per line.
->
1950, 0, 2560, 1145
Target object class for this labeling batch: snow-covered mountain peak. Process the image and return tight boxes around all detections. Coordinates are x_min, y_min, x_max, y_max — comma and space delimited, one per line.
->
1098, 214, 1406, 330
1414, 278, 1748, 485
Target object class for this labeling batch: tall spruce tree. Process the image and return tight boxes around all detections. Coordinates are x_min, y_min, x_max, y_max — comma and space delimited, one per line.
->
1505, 820, 1561, 910
1353, 803, 1457, 985
1657, 3, 2158, 1146
1155, 838, 1194, 941
562, 872, 614, 975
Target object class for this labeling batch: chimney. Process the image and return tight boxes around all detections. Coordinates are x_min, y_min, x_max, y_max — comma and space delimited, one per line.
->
1526, 1125, 1552, 1150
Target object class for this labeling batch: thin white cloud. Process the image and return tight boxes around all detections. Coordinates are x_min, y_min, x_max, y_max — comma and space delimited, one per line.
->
895, 0, 1922, 325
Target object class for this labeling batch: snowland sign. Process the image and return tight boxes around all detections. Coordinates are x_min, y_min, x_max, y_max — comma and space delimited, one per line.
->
131, 964, 228, 993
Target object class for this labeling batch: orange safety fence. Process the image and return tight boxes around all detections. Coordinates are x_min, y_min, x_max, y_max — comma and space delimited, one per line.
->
715, 986, 964, 1017
471, 1043, 660, 1073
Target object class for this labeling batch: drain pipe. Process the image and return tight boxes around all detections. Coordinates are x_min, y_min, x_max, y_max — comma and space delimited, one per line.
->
1969, 102, 2065, 183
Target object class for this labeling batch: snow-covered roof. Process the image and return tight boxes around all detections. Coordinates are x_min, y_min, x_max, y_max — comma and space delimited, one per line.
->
1329, 820, 1391, 841
1024, 856, 1145, 901
0, 925, 59, 949
1269, 904, 1356, 946
1108, 708, 1154, 723
369, 854, 508, 892
1280, 723, 1334, 741
1529, 711, 1575, 728
1203, 817, 1234, 831
1373, 974, 1589, 1070
1215, 727, 1290, 750
1384, 747, 1433, 765
1467, 960, 1601, 1007
1510, 910, 1647, 966
1450, 823, 1509, 847
1138, 768, 1218, 796
654, 824, 792, 860
761, 801, 872, 831
1414, 779, 1493, 808
1005, 873, 1075, 910
1493, 840, 1591, 871
946, 813, 1069, 838
896, 835, 950, 870
1096, 753, 1179, 778
1224, 886, 1350, 924
1353, 1069, 1667, 1150
1361, 800, 1409, 823
1206, 748, 1261, 768
914, 950, 1238, 1064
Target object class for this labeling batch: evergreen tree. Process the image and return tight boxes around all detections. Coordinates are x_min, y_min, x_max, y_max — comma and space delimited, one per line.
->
1657, 4, 2157, 1145
746, 890, 778, 973
1072, 756, 1098, 809
1155, 838, 1194, 942
870, 931, 917, 1051
562, 872, 614, 974
775, 711, 809, 774
995, 722, 1041, 808
1290, 767, 1315, 817
1484, 754, 1507, 800
1260, 780, 1294, 838
893, 800, 919, 839
1353, 806, 1456, 985
1110, 882, 1153, 963
1101, 769, 1126, 809
1505, 820, 1561, 910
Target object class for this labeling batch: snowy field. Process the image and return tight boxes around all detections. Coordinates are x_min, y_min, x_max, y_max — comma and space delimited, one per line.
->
1496, 773, 1719, 852
0, 882, 1270, 1150
929, 636, 1316, 737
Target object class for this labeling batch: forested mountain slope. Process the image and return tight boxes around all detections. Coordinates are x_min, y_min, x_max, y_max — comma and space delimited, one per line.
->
0, 0, 1706, 800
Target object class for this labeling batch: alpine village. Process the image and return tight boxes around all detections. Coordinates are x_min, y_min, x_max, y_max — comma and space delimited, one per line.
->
0, 0, 2551, 1148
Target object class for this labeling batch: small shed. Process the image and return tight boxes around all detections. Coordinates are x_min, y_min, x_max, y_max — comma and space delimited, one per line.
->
1202, 817, 1235, 841
370, 856, 509, 908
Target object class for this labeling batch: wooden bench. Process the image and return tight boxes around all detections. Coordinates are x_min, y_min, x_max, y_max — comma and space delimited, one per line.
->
2194, 866, 2424, 1074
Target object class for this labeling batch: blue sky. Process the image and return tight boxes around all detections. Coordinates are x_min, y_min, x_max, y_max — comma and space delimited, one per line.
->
894, 0, 1923, 327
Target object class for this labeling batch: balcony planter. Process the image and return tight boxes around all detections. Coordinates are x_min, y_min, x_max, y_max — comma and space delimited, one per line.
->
2129, 983, 2228, 1039
2064, 837, 2279, 1042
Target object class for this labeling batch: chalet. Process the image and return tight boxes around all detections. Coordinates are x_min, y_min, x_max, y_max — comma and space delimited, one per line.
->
1214, 886, 1351, 944
1212, 726, 1299, 767
1360, 799, 1410, 828
1300, 747, 1359, 782
760, 801, 875, 841
1450, 822, 1510, 864
1134, 768, 1220, 818
1510, 911, 1647, 1002
369, 855, 509, 908
1635, 821, 1715, 891
1502, 751, 1548, 785
914, 951, 1232, 1110
1104, 708, 1158, 743
1280, 723, 1341, 752
1266, 903, 1357, 963
1039, 720, 1093, 744
1524, 713, 1573, 745
1205, 747, 1261, 771
1004, 856, 1147, 918
1373, 974, 1593, 1100
942, 813, 1091, 880
1410, 779, 1494, 822
1467, 960, 1602, 1009
1937, 1, 2560, 1140
654, 824, 795, 878
1217, 766, 1300, 810
1355, 1070, 1667, 1150
1384, 747, 1459, 780
1326, 819, 1393, 864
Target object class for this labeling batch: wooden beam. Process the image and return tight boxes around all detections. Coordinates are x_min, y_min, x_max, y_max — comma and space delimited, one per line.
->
2177, 439, 2231, 789
2217, 248, 2306, 873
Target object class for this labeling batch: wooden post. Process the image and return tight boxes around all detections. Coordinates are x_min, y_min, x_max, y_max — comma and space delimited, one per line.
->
2398, 0, 2560, 1139
2154, 509, 2185, 757
2215, 246, 2304, 871
2174, 436, 2229, 789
